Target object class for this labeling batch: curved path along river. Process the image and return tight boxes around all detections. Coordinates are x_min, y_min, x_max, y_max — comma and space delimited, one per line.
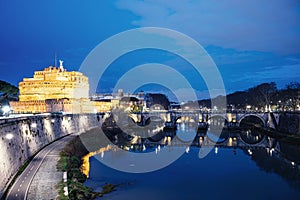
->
5, 134, 78, 200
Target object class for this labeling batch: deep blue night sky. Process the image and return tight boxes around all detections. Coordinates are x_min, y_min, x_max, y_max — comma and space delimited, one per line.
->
0, 0, 299, 98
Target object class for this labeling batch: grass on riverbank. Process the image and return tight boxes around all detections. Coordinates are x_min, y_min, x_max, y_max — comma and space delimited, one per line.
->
56, 133, 117, 200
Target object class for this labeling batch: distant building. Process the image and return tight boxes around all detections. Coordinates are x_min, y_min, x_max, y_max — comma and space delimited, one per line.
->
10, 63, 112, 113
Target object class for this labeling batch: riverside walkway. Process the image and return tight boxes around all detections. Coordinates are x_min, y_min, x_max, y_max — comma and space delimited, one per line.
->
5, 134, 77, 200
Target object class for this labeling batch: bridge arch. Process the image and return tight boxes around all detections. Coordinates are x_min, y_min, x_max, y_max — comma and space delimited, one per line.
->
174, 116, 182, 123
239, 130, 265, 145
238, 114, 266, 127
144, 116, 165, 125
205, 131, 230, 144
128, 114, 140, 124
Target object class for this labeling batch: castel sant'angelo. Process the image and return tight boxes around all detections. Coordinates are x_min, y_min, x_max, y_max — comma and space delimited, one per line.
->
10, 61, 112, 113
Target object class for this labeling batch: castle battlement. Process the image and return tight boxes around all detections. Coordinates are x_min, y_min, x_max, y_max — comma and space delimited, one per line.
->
18, 65, 89, 101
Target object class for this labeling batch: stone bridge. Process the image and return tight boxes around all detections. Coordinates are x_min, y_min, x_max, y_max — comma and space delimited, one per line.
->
128, 110, 280, 129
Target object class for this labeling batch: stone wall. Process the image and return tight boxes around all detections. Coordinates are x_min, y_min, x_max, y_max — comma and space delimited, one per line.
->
0, 113, 99, 198
278, 112, 300, 135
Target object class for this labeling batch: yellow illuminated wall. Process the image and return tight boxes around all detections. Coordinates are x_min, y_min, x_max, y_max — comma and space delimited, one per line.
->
18, 66, 89, 101
10, 65, 118, 114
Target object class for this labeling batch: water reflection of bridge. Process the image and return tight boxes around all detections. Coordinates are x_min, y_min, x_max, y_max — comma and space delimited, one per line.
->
133, 130, 278, 151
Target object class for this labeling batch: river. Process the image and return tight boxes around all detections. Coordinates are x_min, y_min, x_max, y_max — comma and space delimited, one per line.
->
83, 123, 300, 200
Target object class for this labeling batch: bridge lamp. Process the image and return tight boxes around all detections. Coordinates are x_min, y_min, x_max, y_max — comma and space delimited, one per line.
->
5, 133, 13, 140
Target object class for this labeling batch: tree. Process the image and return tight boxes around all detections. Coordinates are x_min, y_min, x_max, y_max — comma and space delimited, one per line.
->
281, 82, 300, 111
145, 93, 170, 110
0, 80, 19, 96
248, 82, 277, 109
259, 82, 277, 107
0, 80, 19, 104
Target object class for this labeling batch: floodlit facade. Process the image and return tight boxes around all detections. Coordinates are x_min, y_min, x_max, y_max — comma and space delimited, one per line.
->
18, 65, 89, 101
10, 62, 115, 113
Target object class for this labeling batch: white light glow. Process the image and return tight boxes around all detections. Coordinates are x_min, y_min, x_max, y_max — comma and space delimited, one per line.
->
5, 133, 13, 140
185, 146, 190, 153
2, 106, 10, 114
248, 149, 252, 155
31, 123, 37, 128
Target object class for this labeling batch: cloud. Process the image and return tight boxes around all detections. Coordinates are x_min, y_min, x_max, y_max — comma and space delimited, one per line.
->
116, 0, 300, 54
217, 60, 300, 92
236, 63, 300, 82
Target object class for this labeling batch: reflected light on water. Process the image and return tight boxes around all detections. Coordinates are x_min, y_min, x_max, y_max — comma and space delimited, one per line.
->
270, 148, 275, 156
81, 145, 113, 177
180, 123, 185, 131
199, 137, 203, 145
228, 137, 233, 146
185, 146, 190, 154
168, 136, 172, 145
248, 149, 253, 155
163, 137, 167, 144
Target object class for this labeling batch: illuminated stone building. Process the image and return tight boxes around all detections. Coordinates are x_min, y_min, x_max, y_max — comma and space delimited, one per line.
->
18, 64, 89, 101
10, 61, 113, 113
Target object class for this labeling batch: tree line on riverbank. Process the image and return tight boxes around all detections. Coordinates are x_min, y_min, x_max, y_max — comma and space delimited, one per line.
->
196, 81, 300, 111
0, 80, 18, 105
